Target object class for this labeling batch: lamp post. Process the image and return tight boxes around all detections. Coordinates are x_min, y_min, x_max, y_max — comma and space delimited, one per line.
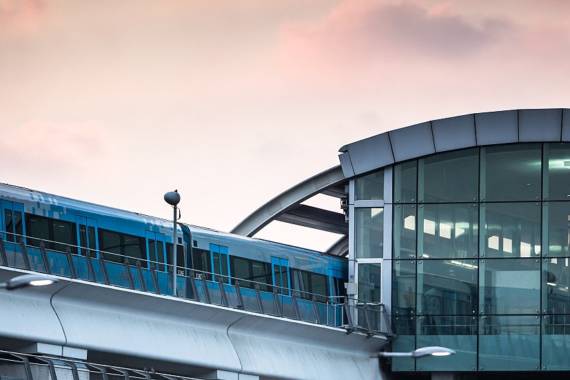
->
0, 274, 58, 290
377, 346, 455, 358
164, 190, 181, 296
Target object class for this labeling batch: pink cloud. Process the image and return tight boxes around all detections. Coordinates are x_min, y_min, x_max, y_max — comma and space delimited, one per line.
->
0, 0, 45, 38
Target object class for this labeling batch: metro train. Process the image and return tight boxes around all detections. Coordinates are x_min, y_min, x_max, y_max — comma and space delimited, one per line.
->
0, 183, 347, 312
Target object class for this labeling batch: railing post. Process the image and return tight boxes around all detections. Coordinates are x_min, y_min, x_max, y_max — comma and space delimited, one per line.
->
343, 296, 354, 333
202, 277, 212, 304
99, 256, 110, 285
292, 291, 301, 320
219, 279, 229, 307
362, 303, 372, 335
136, 261, 147, 292
39, 241, 51, 274
0, 236, 7, 266
272, 287, 283, 317
66, 246, 77, 279
20, 241, 31, 270
124, 258, 134, 289
312, 296, 321, 324
188, 271, 198, 300
151, 267, 161, 295
254, 284, 264, 314
67, 360, 80, 380
234, 280, 244, 309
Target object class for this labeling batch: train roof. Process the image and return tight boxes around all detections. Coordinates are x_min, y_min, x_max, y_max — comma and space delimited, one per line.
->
0, 183, 344, 261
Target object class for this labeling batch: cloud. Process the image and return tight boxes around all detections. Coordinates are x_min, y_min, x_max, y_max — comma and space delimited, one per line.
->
276, 0, 512, 80
0, 0, 45, 38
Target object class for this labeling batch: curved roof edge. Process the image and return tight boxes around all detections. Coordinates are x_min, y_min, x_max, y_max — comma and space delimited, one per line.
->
231, 166, 346, 237
339, 108, 570, 178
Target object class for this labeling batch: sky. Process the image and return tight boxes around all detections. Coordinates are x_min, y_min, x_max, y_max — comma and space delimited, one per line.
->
1, 0, 569, 251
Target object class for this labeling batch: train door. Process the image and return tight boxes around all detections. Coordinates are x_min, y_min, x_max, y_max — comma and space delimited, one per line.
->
271, 257, 290, 295
77, 217, 98, 257
2, 201, 25, 243
210, 243, 229, 283
146, 231, 166, 271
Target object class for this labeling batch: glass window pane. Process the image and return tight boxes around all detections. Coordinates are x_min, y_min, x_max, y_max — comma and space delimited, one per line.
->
156, 242, 165, 271
481, 144, 541, 201
251, 261, 270, 290
543, 257, 570, 314
394, 161, 417, 203
13, 212, 22, 242
418, 148, 479, 203
479, 315, 539, 371
355, 208, 383, 258
481, 202, 540, 258
418, 204, 478, 259
310, 273, 327, 298
393, 204, 416, 259
391, 317, 415, 371
417, 316, 476, 371
545, 202, 570, 257
355, 170, 383, 200
148, 240, 157, 269
25, 214, 49, 248
52, 219, 77, 253
479, 258, 540, 314
4, 209, 13, 242
393, 260, 416, 316
544, 143, 570, 200
417, 259, 478, 315
357, 263, 381, 303
231, 256, 251, 282
99, 229, 122, 263
543, 315, 570, 370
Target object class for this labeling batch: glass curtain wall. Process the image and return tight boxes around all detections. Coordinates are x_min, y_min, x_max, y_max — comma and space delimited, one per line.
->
391, 143, 570, 372
353, 170, 385, 332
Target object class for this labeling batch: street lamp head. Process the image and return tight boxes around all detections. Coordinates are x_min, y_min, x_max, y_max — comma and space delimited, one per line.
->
164, 190, 181, 207
412, 346, 455, 358
4, 274, 58, 290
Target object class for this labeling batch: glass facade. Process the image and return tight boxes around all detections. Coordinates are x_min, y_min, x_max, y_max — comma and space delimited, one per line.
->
385, 143, 570, 372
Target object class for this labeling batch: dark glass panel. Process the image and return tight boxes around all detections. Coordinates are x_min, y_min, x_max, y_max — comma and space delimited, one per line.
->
417, 316, 477, 371
148, 240, 157, 269
391, 317, 415, 371
99, 229, 122, 263
13, 212, 22, 242
481, 202, 540, 258
543, 257, 570, 314
355, 170, 383, 200
418, 204, 478, 259
4, 209, 13, 242
478, 315, 540, 371
87, 227, 96, 257
481, 144, 541, 201
545, 202, 570, 257
418, 148, 479, 203
251, 260, 270, 290
355, 208, 383, 258
52, 219, 77, 253
544, 143, 570, 200
479, 258, 540, 315
417, 259, 477, 316
311, 272, 328, 298
231, 256, 252, 286
393, 204, 416, 259
394, 160, 417, 203
358, 263, 381, 303
156, 241, 165, 271
25, 214, 49, 248
393, 260, 415, 316
543, 314, 570, 370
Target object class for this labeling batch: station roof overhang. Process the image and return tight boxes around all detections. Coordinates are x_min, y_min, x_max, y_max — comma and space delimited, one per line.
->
232, 108, 570, 257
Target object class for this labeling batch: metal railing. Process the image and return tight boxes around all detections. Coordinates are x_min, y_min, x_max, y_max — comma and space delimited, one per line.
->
0, 231, 389, 336
0, 349, 207, 380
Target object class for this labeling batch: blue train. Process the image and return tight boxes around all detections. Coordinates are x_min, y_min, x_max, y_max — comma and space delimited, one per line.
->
0, 183, 347, 323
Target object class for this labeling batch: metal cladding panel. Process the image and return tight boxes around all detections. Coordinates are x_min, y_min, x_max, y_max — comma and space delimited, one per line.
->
389, 122, 435, 161
338, 152, 355, 177
519, 109, 562, 142
431, 114, 476, 152
560, 109, 570, 142
475, 110, 518, 145
341, 133, 394, 176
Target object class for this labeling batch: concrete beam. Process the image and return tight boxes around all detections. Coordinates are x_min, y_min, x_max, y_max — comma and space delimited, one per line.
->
276, 204, 347, 235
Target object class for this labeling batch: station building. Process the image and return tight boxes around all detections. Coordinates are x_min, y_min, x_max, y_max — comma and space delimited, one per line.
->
235, 107, 570, 378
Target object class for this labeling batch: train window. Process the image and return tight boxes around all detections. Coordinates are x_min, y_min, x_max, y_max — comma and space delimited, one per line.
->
192, 249, 211, 279
251, 261, 271, 291
79, 225, 88, 255
4, 209, 13, 242
26, 213, 77, 253
230, 256, 251, 285
292, 270, 311, 298
13, 211, 22, 242
311, 273, 328, 299
156, 241, 165, 271
148, 240, 157, 269
99, 229, 146, 266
